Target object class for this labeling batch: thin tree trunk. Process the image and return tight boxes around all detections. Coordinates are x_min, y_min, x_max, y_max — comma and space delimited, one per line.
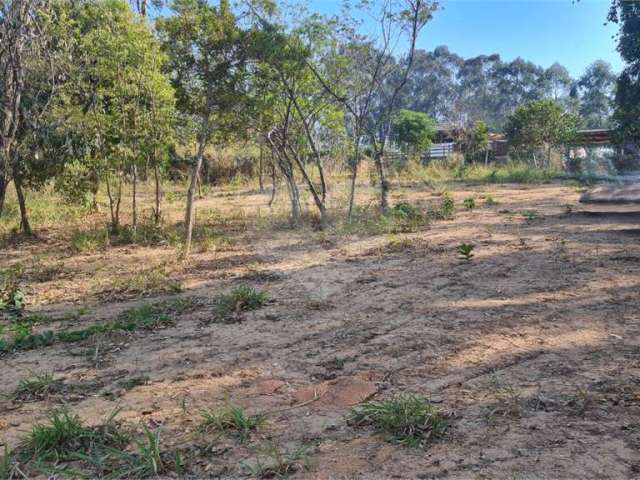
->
153, 163, 161, 225
0, 176, 8, 218
14, 175, 31, 235
258, 140, 265, 193
347, 131, 362, 220
268, 157, 277, 208
106, 175, 122, 233
374, 151, 390, 213
484, 149, 489, 167
184, 130, 208, 258
132, 164, 138, 238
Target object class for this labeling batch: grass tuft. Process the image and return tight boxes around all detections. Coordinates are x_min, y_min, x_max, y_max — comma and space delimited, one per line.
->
11, 371, 65, 401
200, 405, 266, 443
242, 444, 309, 478
350, 395, 448, 448
214, 285, 268, 323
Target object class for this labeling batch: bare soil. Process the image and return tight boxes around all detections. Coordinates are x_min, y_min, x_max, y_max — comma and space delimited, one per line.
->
2, 181, 640, 479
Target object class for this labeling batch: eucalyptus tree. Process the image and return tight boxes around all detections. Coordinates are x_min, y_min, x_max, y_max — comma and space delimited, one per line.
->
578, 60, 616, 129
158, 0, 250, 256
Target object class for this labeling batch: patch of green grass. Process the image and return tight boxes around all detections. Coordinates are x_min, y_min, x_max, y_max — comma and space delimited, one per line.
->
115, 266, 182, 295
70, 227, 110, 253
200, 405, 266, 443
11, 409, 169, 478
0, 445, 14, 479
11, 371, 65, 401
214, 285, 268, 323
350, 395, 448, 448
19, 410, 129, 466
456, 243, 475, 261
1, 298, 195, 354
242, 444, 309, 478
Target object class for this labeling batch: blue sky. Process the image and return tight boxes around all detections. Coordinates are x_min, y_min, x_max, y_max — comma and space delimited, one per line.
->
306, 0, 622, 78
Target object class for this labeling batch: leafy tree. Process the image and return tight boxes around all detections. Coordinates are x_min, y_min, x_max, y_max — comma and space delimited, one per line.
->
391, 109, 435, 159
158, 0, 250, 256
578, 60, 616, 129
504, 99, 581, 167
608, 1, 640, 167
0, 0, 74, 233
461, 120, 490, 165
58, 0, 175, 232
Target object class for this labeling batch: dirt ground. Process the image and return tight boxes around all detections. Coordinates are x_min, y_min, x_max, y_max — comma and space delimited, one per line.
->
2, 181, 640, 479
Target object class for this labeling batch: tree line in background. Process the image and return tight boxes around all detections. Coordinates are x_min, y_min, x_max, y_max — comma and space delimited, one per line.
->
0, 0, 637, 254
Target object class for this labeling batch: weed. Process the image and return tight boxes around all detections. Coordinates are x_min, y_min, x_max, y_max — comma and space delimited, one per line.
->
487, 385, 524, 418
200, 405, 266, 443
214, 285, 268, 323
463, 197, 476, 210
429, 193, 455, 220
325, 356, 351, 371
12, 371, 65, 401
350, 395, 447, 448
521, 210, 538, 221
392, 201, 422, 220
457, 243, 475, 261
242, 444, 309, 478
0, 265, 25, 312
1, 298, 189, 354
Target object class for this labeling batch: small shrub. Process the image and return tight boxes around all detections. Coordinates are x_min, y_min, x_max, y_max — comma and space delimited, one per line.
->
430, 193, 455, 220
118, 375, 150, 391
214, 285, 268, 323
457, 243, 475, 261
200, 405, 266, 443
392, 201, 422, 220
463, 197, 476, 210
350, 395, 447, 448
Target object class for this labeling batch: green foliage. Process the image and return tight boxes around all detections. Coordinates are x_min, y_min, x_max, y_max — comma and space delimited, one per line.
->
430, 193, 455, 220
115, 266, 182, 295
461, 120, 490, 162
12, 408, 168, 478
392, 201, 423, 220
457, 243, 475, 261
70, 227, 110, 253
391, 109, 436, 158
0, 266, 26, 312
350, 395, 447, 448
463, 197, 476, 210
213, 285, 268, 323
200, 405, 266, 443
505, 99, 581, 166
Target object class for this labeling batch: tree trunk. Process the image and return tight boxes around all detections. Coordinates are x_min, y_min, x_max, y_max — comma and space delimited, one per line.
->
484, 149, 489, 167
258, 141, 265, 193
132, 164, 138, 239
153, 163, 161, 225
374, 151, 390, 213
347, 137, 361, 220
183, 135, 207, 258
14, 175, 31, 235
106, 175, 122, 233
0, 175, 8, 218
268, 158, 277, 208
